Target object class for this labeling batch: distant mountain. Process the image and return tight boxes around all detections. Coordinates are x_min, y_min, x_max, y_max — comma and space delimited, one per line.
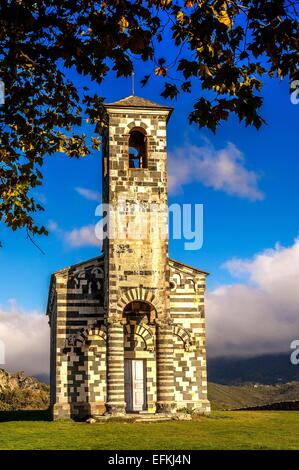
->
34, 373, 50, 385
208, 381, 299, 410
207, 352, 299, 385
0, 369, 49, 411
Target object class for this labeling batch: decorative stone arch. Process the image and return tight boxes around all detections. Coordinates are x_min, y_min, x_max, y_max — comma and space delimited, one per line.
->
125, 121, 149, 133
124, 322, 155, 352
116, 288, 163, 319
73, 269, 86, 289
173, 324, 193, 352
172, 272, 182, 287
76, 325, 107, 346
91, 265, 104, 278
71, 265, 104, 293
186, 276, 196, 292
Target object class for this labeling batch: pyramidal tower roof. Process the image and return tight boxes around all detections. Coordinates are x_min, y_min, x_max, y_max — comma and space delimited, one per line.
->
105, 95, 173, 112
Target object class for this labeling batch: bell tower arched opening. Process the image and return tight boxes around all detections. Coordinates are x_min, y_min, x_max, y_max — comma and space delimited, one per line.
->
128, 128, 147, 169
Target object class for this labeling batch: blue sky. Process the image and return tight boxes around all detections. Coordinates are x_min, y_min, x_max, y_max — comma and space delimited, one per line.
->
1, 60, 299, 374
1, 68, 298, 311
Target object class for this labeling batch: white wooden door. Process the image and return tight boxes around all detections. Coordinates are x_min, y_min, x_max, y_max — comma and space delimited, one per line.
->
125, 359, 146, 412
132, 360, 145, 411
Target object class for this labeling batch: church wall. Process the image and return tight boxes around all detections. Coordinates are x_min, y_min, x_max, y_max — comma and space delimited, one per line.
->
48, 256, 210, 419
169, 261, 210, 414
48, 258, 106, 419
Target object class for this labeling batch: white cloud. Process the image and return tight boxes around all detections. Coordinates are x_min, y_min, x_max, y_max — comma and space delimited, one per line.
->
48, 220, 100, 248
206, 237, 299, 358
48, 220, 59, 232
168, 142, 264, 201
75, 187, 101, 201
0, 300, 49, 376
65, 224, 100, 248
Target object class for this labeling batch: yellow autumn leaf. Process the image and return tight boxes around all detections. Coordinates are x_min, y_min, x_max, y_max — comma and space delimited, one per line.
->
21, 143, 34, 152
176, 11, 185, 22
200, 64, 212, 77
216, 6, 232, 29
155, 66, 167, 77
118, 16, 129, 32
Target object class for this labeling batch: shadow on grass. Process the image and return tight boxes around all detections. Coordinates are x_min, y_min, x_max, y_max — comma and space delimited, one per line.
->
0, 409, 51, 422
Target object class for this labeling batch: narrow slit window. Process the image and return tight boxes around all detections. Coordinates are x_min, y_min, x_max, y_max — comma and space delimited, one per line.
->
128, 129, 147, 169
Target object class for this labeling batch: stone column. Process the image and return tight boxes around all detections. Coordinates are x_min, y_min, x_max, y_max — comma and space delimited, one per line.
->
156, 320, 176, 413
105, 319, 126, 415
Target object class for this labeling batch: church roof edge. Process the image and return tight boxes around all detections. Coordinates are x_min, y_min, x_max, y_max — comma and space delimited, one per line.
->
169, 257, 209, 276
105, 95, 173, 114
52, 254, 104, 275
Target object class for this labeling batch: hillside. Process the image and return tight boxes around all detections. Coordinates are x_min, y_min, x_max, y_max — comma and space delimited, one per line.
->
207, 352, 299, 385
0, 369, 49, 411
208, 381, 299, 410
1, 367, 299, 412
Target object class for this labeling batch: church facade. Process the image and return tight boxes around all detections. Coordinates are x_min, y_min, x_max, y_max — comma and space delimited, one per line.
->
47, 95, 210, 420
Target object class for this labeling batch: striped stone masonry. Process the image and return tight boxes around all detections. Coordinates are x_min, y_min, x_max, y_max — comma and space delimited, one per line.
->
106, 320, 126, 414
156, 320, 176, 413
47, 95, 210, 420
47, 255, 210, 418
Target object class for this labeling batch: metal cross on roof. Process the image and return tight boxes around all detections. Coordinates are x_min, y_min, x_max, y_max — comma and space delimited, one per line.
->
131, 71, 135, 96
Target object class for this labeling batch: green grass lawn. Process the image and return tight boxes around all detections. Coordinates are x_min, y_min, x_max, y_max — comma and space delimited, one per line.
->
0, 410, 298, 450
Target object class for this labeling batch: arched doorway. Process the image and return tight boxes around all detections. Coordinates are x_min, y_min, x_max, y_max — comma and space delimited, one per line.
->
123, 301, 156, 413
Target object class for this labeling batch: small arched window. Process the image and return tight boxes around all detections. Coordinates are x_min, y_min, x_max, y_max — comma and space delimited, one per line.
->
128, 128, 147, 169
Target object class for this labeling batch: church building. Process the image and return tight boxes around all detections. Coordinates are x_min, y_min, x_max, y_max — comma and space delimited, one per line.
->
47, 95, 210, 420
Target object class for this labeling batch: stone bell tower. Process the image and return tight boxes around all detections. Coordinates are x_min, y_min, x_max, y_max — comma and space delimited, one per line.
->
102, 95, 175, 414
